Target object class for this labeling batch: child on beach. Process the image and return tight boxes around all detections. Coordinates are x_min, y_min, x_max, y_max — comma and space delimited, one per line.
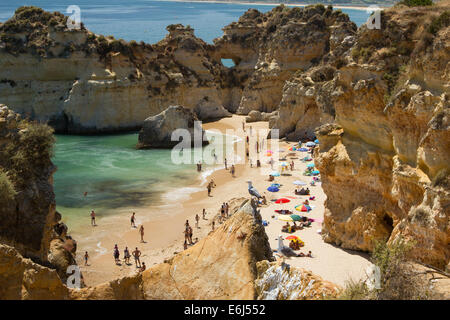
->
140, 262, 146, 272
84, 251, 89, 266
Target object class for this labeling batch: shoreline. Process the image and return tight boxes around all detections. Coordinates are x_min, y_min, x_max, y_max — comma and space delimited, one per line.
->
160, 0, 390, 11
74, 115, 371, 287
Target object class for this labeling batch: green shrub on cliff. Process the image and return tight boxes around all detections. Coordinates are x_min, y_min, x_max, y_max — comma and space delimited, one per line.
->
428, 11, 450, 35
0, 169, 16, 203
399, 0, 433, 6
338, 239, 432, 300
2, 121, 55, 187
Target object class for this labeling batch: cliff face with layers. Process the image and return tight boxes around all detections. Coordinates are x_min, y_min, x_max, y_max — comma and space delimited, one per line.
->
0, 8, 231, 133
0, 199, 342, 300
214, 5, 356, 115
0, 105, 80, 283
0, 5, 357, 133
311, 3, 450, 270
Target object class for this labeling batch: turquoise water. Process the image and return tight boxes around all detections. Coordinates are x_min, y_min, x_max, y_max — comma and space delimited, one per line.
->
1, 1, 371, 226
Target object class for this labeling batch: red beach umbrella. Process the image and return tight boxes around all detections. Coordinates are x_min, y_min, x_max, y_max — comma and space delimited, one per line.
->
275, 198, 290, 204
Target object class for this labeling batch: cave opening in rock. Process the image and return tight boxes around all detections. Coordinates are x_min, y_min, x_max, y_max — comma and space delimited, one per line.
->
221, 58, 236, 68
383, 214, 394, 232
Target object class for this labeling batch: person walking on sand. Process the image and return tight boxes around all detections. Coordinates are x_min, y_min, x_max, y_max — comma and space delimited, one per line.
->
202, 208, 206, 220
212, 220, 215, 231
113, 244, 120, 264
230, 164, 235, 177
195, 214, 200, 229
90, 210, 96, 226
124, 246, 131, 265
183, 226, 190, 244
133, 247, 141, 268
188, 225, 193, 244
224, 157, 228, 170
131, 212, 136, 228
225, 202, 229, 217
207, 183, 212, 197
84, 251, 89, 266
139, 225, 145, 243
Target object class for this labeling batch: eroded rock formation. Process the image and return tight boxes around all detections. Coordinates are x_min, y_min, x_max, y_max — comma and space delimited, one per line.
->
311, 4, 450, 270
0, 105, 81, 284
137, 105, 208, 149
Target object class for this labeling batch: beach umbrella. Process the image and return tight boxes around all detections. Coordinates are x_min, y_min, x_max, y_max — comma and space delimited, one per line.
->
312, 170, 320, 175
285, 235, 299, 240
267, 186, 279, 192
293, 180, 307, 186
306, 163, 315, 168
270, 171, 280, 177
289, 147, 296, 151
299, 148, 308, 152
295, 205, 309, 212
290, 214, 302, 221
280, 162, 288, 167
270, 183, 281, 188
306, 142, 316, 147
275, 198, 290, 204
278, 215, 293, 222
314, 139, 319, 144
304, 204, 312, 211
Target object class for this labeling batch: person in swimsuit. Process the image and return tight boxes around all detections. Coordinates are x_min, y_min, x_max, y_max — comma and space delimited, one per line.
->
139, 225, 145, 243
90, 210, 96, 226
84, 251, 89, 266
133, 247, 141, 268
131, 212, 136, 228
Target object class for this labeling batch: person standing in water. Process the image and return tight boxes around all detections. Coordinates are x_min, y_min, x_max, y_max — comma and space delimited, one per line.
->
131, 212, 136, 228
139, 225, 145, 243
90, 210, 96, 226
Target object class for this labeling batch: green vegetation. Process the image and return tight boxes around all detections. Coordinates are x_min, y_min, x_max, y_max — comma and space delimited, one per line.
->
1, 121, 55, 188
338, 239, 432, 300
399, 0, 433, 7
428, 11, 450, 35
0, 169, 16, 204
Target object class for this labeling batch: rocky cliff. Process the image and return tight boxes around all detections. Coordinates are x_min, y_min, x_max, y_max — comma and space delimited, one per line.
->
0, 5, 358, 133
310, 3, 450, 270
0, 105, 80, 283
0, 198, 344, 300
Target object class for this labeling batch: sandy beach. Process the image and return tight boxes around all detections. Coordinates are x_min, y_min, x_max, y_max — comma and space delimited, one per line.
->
75, 115, 371, 287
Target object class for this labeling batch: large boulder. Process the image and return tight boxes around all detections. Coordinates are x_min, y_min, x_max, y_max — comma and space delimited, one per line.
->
137, 105, 208, 149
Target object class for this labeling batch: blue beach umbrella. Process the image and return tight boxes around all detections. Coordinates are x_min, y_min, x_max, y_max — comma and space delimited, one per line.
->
270, 183, 281, 188
314, 139, 319, 144
267, 186, 279, 192
306, 163, 315, 168
293, 180, 306, 186
270, 171, 280, 177
306, 142, 316, 147
298, 148, 308, 152
312, 170, 320, 175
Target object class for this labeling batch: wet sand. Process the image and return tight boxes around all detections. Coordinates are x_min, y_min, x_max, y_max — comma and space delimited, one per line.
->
75, 115, 370, 287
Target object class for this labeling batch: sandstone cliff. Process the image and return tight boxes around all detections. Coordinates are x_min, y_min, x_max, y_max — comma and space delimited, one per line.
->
0, 198, 346, 300
310, 3, 450, 270
0, 5, 358, 133
0, 105, 81, 284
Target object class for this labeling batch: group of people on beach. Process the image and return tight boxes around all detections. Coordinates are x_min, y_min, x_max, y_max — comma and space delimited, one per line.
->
112, 244, 146, 271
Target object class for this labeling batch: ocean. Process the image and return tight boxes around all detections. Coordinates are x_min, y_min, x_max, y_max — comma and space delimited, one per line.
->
1, 0, 371, 228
